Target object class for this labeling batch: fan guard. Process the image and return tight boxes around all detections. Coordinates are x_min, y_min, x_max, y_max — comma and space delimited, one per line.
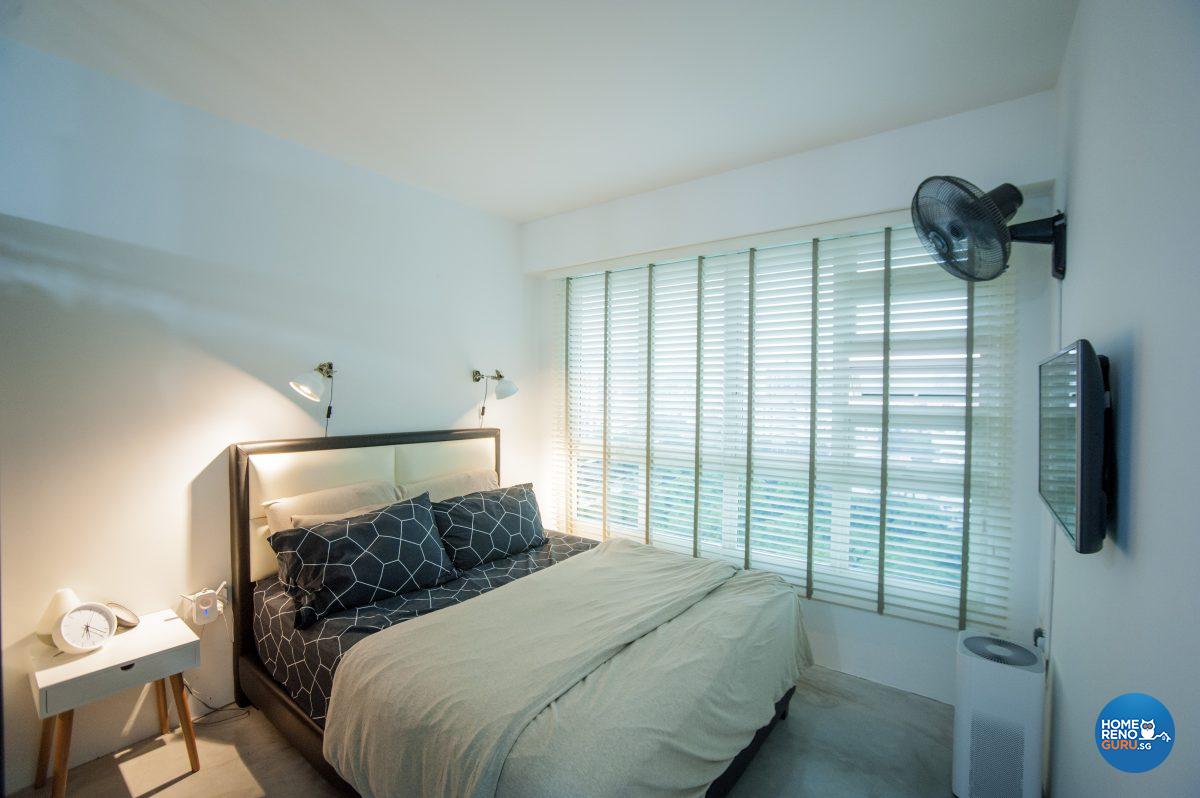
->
910, 175, 1067, 281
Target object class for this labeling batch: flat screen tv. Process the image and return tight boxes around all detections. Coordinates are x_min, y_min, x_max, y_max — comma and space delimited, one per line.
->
1038, 339, 1113, 553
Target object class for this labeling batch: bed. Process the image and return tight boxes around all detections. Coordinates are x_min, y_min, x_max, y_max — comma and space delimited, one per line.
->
229, 428, 808, 797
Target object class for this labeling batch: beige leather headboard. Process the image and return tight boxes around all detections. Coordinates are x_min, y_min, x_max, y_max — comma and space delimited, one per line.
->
248, 445, 397, 521
231, 429, 500, 585
243, 436, 496, 581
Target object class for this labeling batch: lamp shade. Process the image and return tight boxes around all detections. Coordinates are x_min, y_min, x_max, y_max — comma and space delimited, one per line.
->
494, 377, 518, 400
37, 587, 82, 637
289, 371, 326, 402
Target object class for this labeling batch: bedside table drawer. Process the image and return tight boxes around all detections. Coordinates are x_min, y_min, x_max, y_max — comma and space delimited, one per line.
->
41, 640, 199, 717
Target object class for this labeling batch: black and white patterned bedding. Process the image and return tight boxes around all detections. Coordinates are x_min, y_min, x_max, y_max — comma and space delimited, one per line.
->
252, 531, 597, 725
270, 494, 459, 629
433, 483, 546, 569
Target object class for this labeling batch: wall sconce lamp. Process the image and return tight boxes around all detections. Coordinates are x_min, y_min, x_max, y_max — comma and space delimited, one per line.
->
290, 361, 336, 436
472, 369, 518, 426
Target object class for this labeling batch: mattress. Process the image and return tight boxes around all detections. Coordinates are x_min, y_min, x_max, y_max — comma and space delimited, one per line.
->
252, 531, 597, 724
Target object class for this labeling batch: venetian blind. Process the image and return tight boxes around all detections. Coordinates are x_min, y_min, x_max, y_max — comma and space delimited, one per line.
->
559, 225, 1015, 630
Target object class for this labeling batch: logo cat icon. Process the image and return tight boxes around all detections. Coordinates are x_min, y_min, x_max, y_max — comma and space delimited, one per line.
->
1140, 720, 1172, 742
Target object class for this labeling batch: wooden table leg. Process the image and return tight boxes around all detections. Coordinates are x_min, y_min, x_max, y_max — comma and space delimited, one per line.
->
154, 679, 171, 735
34, 716, 54, 789
168, 673, 200, 773
51, 710, 74, 798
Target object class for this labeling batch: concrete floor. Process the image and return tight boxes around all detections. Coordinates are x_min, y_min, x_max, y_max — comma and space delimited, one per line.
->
15, 666, 953, 797
729, 666, 954, 798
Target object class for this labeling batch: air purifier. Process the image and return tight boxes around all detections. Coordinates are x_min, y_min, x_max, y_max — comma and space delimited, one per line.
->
953, 631, 1045, 797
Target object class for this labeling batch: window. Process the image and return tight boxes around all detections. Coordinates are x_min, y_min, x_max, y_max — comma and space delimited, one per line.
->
557, 225, 1015, 631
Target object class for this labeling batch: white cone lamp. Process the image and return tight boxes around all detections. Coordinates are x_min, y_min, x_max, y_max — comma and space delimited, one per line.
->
472, 369, 518, 425
289, 371, 326, 403
289, 362, 336, 435
37, 587, 82, 638
493, 377, 518, 400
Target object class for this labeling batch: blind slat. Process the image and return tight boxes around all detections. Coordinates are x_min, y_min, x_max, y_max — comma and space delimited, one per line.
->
559, 224, 1015, 632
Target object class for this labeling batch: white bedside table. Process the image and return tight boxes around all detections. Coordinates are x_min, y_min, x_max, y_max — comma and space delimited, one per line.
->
29, 609, 201, 797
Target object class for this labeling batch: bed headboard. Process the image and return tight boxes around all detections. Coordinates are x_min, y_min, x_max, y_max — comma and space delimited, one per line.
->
227, 428, 500, 702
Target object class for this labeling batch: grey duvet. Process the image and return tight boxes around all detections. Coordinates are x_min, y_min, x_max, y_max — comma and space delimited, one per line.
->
323, 538, 809, 798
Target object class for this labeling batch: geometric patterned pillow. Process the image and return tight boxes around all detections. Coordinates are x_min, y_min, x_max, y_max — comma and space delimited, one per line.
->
431, 484, 546, 570
268, 493, 458, 629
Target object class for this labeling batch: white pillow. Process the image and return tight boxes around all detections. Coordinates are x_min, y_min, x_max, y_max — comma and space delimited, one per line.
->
398, 468, 499, 502
290, 502, 393, 528
263, 479, 401, 533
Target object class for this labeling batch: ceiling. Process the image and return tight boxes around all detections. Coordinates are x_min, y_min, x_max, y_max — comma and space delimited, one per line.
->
1, 0, 1077, 221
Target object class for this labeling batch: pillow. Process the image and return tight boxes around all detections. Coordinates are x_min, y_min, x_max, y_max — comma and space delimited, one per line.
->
398, 468, 499, 502
432, 484, 546, 570
263, 479, 401, 534
290, 502, 392, 528
268, 494, 458, 629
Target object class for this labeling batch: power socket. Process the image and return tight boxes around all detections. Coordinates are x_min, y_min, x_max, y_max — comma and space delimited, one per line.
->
182, 581, 227, 626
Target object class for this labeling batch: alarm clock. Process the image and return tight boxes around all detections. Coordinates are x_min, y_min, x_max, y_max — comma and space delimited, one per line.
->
52, 602, 118, 654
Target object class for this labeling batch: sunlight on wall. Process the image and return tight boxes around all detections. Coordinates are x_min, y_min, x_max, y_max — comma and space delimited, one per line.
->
0, 210, 535, 786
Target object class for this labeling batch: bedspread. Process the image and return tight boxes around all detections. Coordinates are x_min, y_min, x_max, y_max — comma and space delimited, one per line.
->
323, 538, 808, 798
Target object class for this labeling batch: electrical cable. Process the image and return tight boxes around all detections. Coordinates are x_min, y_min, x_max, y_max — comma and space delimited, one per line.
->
168, 600, 248, 729
182, 677, 249, 727
477, 378, 490, 428
1056, 273, 1064, 350
1041, 277, 1065, 658
192, 711, 248, 729
324, 374, 335, 437
183, 622, 248, 725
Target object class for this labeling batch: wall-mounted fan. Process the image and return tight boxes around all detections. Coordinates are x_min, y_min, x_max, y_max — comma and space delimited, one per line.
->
911, 176, 1066, 282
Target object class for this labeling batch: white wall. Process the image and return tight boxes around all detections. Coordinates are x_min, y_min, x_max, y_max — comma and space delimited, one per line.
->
0, 40, 543, 793
521, 91, 1058, 274
1049, 1, 1200, 794
530, 94, 1059, 704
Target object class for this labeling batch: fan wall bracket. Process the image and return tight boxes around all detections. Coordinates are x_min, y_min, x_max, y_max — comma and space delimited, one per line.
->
1009, 212, 1067, 280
